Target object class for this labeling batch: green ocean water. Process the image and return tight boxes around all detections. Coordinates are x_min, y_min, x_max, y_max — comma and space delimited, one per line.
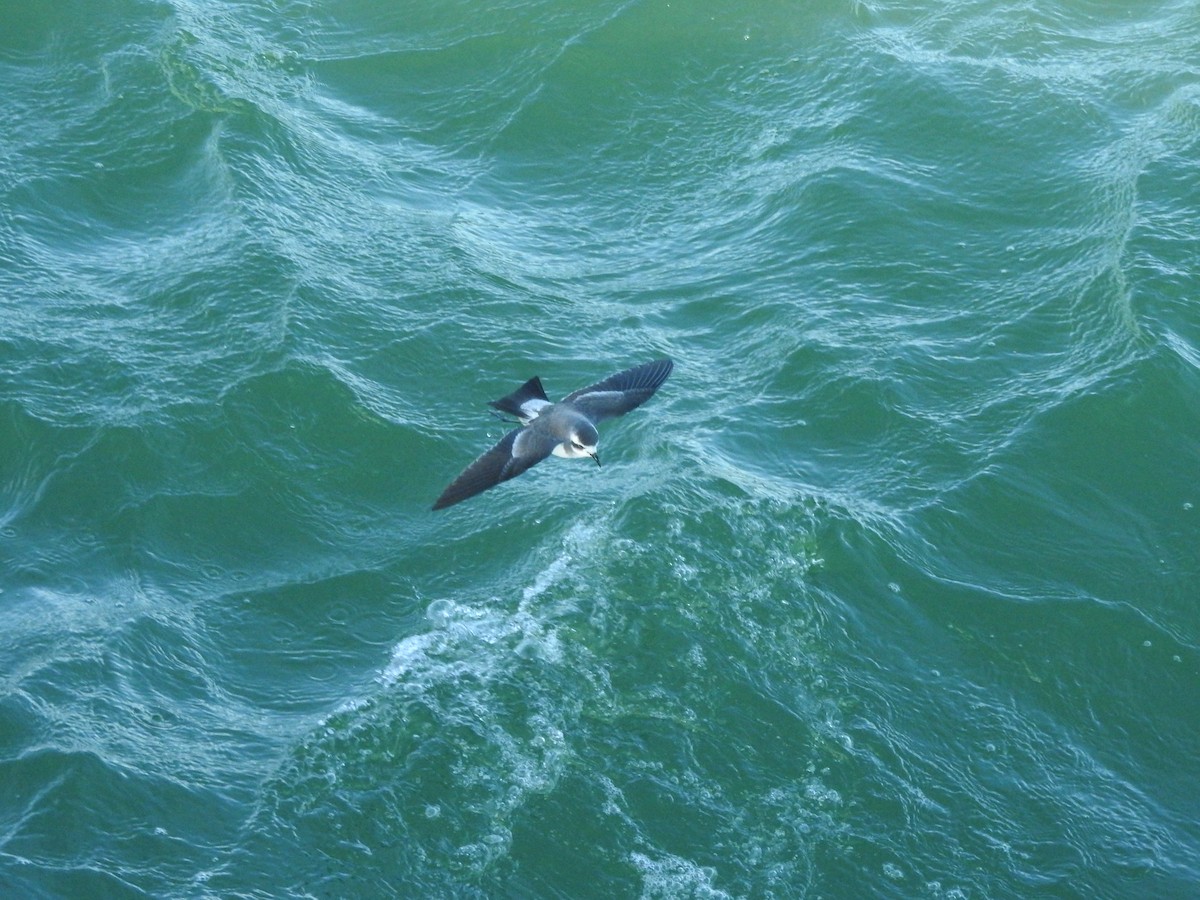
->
3, 0, 1199, 897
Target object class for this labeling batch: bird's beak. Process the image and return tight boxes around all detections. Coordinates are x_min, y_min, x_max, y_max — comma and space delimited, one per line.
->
590, 452, 601, 468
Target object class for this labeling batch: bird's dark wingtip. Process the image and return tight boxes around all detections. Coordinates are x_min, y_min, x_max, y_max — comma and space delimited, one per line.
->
431, 485, 468, 511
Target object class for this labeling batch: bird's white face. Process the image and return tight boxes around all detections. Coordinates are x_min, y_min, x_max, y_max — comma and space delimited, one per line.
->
552, 433, 599, 462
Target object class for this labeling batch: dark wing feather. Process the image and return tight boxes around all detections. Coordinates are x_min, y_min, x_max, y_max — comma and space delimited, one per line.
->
564, 358, 673, 423
431, 426, 556, 510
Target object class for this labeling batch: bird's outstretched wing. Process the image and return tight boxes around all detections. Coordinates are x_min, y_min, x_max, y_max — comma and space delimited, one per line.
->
431, 426, 558, 510
564, 358, 673, 423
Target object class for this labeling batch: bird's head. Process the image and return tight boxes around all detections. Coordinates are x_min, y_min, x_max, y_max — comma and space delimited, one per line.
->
565, 422, 600, 466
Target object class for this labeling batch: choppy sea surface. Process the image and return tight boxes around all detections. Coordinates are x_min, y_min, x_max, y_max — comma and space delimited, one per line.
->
3, 1, 1199, 897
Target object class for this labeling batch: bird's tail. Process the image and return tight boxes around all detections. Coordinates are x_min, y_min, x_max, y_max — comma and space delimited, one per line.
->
488, 376, 550, 420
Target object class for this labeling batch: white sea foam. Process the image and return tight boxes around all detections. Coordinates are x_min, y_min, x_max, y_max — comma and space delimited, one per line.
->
631, 851, 733, 900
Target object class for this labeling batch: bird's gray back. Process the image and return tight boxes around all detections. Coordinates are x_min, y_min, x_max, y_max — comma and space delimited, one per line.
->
536, 403, 592, 434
